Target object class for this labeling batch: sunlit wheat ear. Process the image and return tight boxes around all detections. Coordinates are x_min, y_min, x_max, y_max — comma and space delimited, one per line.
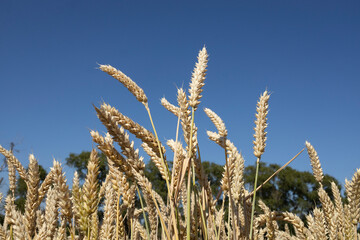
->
318, 187, 336, 236
313, 207, 327, 239
37, 168, 53, 207
280, 212, 307, 238
99, 64, 148, 105
52, 160, 72, 229
83, 149, 100, 216
44, 187, 59, 240
71, 171, 82, 227
0, 145, 27, 181
100, 179, 116, 240
161, 97, 180, 117
331, 181, 345, 234
204, 108, 227, 138
188, 46, 208, 110
345, 168, 360, 225
305, 141, 324, 184
142, 142, 168, 181
97, 103, 166, 157
25, 154, 40, 239
253, 90, 270, 158
91, 130, 133, 178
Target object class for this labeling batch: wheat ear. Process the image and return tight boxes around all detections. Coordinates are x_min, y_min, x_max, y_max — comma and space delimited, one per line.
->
44, 187, 58, 239
204, 108, 227, 138
99, 64, 148, 105
81, 149, 100, 237
0, 145, 27, 181
100, 179, 116, 240
52, 160, 72, 231
305, 141, 324, 185
94, 104, 145, 173
97, 103, 166, 157
25, 154, 40, 239
188, 46, 208, 111
318, 187, 336, 238
91, 130, 133, 178
331, 181, 345, 236
161, 97, 180, 117
345, 168, 360, 236
313, 207, 327, 240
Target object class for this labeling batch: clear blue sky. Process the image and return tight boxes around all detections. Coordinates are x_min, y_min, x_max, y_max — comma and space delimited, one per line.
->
1, 0, 359, 192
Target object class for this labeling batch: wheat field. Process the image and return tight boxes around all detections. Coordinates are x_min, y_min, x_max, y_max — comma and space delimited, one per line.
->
0, 47, 359, 239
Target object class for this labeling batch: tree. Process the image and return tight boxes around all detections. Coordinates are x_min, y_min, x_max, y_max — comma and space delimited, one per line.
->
65, 151, 343, 219
244, 162, 343, 219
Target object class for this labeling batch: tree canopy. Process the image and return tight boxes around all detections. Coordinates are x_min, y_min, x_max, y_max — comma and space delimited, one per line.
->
65, 150, 343, 219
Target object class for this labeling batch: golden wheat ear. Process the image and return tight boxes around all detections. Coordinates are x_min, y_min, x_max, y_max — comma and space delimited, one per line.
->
305, 141, 324, 185
99, 64, 148, 105
188, 46, 208, 111
345, 168, 360, 232
253, 90, 270, 159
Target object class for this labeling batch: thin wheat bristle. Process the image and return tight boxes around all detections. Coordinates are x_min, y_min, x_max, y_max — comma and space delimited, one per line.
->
99, 64, 148, 105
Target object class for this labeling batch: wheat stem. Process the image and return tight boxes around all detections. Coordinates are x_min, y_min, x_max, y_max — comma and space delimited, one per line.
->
136, 185, 151, 240
249, 157, 261, 239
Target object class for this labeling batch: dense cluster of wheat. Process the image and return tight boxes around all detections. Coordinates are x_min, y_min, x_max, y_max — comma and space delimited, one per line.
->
0, 47, 359, 239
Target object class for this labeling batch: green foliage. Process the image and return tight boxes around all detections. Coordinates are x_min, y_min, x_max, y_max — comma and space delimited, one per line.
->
244, 162, 343, 219
65, 151, 343, 219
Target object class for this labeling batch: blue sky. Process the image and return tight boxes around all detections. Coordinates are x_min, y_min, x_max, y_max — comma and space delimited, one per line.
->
0, 0, 359, 192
